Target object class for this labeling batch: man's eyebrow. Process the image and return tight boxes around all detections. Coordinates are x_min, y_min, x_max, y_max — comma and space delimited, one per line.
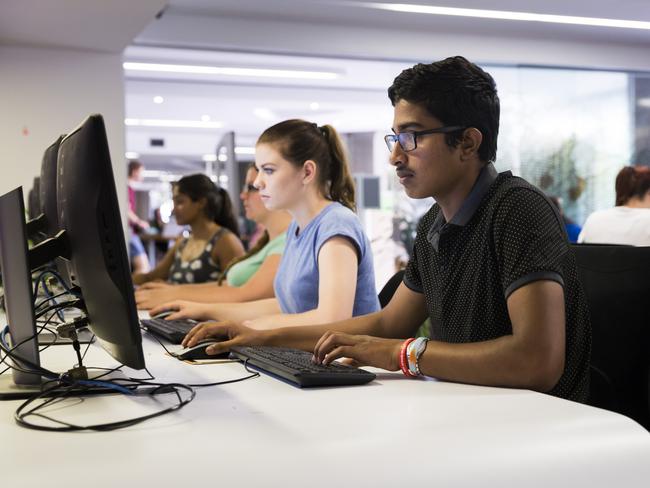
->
393, 122, 425, 132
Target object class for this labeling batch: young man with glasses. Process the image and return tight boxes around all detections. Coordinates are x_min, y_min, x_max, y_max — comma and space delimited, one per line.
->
183, 56, 591, 402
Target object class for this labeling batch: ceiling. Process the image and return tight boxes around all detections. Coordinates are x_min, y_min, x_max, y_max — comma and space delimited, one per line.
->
4, 0, 650, 173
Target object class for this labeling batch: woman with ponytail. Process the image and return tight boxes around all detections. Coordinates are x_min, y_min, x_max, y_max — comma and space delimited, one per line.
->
151, 119, 380, 334
135, 166, 291, 308
578, 165, 650, 245
132, 173, 245, 285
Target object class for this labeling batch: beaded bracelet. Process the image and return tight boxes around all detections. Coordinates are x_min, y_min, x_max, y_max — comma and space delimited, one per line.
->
406, 337, 429, 376
399, 338, 417, 378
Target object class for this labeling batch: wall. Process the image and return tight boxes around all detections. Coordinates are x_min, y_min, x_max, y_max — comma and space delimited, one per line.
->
0, 45, 126, 217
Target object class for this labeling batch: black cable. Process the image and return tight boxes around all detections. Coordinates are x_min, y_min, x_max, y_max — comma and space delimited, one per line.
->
14, 379, 196, 432
10, 324, 259, 432
142, 327, 261, 386
140, 326, 175, 356
185, 359, 260, 387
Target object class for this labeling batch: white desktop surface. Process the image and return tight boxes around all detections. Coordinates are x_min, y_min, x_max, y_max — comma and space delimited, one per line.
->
1, 333, 650, 488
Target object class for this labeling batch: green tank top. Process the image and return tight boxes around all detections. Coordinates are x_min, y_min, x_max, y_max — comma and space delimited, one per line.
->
226, 232, 287, 287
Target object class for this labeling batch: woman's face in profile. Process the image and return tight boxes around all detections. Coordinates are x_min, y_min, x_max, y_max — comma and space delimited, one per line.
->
253, 143, 304, 211
240, 168, 267, 222
172, 186, 204, 225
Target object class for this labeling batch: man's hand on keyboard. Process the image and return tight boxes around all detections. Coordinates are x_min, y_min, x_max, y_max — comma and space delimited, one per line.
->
181, 320, 265, 356
312, 331, 402, 372
150, 300, 215, 322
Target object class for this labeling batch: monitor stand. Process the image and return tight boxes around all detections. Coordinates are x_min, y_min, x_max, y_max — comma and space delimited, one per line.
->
37, 328, 95, 346
0, 367, 129, 400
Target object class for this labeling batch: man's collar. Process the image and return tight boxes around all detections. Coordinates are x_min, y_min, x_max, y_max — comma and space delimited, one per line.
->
427, 163, 500, 248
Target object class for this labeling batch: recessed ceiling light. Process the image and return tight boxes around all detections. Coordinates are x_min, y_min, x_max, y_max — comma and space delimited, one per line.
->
153, 96, 164, 104
201, 115, 211, 122
125, 151, 140, 159
638, 98, 650, 108
124, 62, 340, 80
310, 102, 320, 110
202, 154, 217, 162
253, 108, 276, 120
365, 3, 650, 30
124, 118, 224, 129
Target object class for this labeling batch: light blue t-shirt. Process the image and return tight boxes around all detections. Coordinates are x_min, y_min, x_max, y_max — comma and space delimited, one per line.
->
273, 202, 380, 316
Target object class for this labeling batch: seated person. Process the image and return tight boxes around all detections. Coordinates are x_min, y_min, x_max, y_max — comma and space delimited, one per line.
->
135, 165, 291, 309
150, 119, 380, 329
173, 57, 591, 403
548, 195, 581, 243
127, 160, 150, 273
578, 166, 650, 246
132, 174, 245, 285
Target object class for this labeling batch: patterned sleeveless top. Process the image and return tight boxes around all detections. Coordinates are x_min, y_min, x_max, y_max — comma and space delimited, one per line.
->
168, 228, 228, 284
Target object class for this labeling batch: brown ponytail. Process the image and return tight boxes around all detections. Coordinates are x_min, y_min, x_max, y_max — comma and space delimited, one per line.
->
257, 119, 356, 211
319, 124, 356, 211
217, 230, 270, 285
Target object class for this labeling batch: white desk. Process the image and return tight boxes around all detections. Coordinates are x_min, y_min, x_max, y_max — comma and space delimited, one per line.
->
1, 334, 650, 488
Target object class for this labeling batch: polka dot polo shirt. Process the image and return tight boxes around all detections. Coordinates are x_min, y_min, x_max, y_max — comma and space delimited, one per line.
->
404, 164, 591, 402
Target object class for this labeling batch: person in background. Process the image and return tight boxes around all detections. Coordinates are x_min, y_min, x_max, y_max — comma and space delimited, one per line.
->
172, 57, 591, 403
127, 160, 151, 274
578, 166, 650, 246
135, 165, 291, 309
151, 119, 379, 329
132, 174, 245, 285
548, 195, 582, 243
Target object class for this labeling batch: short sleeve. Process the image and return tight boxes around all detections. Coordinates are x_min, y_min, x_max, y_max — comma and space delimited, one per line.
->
314, 210, 365, 263
265, 232, 287, 256
492, 188, 567, 298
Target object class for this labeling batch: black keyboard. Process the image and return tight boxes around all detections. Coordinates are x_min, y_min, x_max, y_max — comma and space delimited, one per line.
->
141, 318, 197, 344
229, 346, 376, 387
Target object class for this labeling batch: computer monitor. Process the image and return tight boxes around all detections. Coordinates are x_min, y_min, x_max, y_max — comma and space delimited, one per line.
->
39, 135, 64, 237
0, 187, 42, 396
26, 136, 74, 289
56, 114, 144, 370
0, 114, 145, 399
25, 136, 64, 241
27, 177, 41, 222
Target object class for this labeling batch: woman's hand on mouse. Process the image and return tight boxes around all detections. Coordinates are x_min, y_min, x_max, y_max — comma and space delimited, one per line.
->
181, 321, 266, 354
149, 300, 216, 321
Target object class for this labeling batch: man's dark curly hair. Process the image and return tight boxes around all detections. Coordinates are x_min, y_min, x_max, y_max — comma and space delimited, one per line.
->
388, 56, 500, 163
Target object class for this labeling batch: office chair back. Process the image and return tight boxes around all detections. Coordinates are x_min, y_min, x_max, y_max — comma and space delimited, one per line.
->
378, 269, 405, 309
571, 244, 650, 429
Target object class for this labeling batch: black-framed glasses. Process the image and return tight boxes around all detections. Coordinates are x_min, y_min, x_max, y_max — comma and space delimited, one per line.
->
242, 183, 259, 193
384, 126, 466, 152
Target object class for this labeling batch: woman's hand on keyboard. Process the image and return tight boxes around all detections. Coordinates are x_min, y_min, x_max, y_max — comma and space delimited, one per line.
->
150, 300, 216, 322
312, 331, 402, 372
135, 286, 177, 310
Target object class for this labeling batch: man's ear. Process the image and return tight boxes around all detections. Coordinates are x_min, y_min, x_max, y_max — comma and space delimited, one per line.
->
459, 128, 483, 160
302, 160, 317, 185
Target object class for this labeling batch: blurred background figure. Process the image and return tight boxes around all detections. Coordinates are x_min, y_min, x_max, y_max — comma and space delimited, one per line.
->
127, 160, 151, 274
132, 173, 244, 286
548, 195, 582, 243
578, 165, 650, 245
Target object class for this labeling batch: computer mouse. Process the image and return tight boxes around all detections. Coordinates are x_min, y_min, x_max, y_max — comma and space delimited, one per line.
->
150, 309, 174, 320
173, 341, 230, 361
